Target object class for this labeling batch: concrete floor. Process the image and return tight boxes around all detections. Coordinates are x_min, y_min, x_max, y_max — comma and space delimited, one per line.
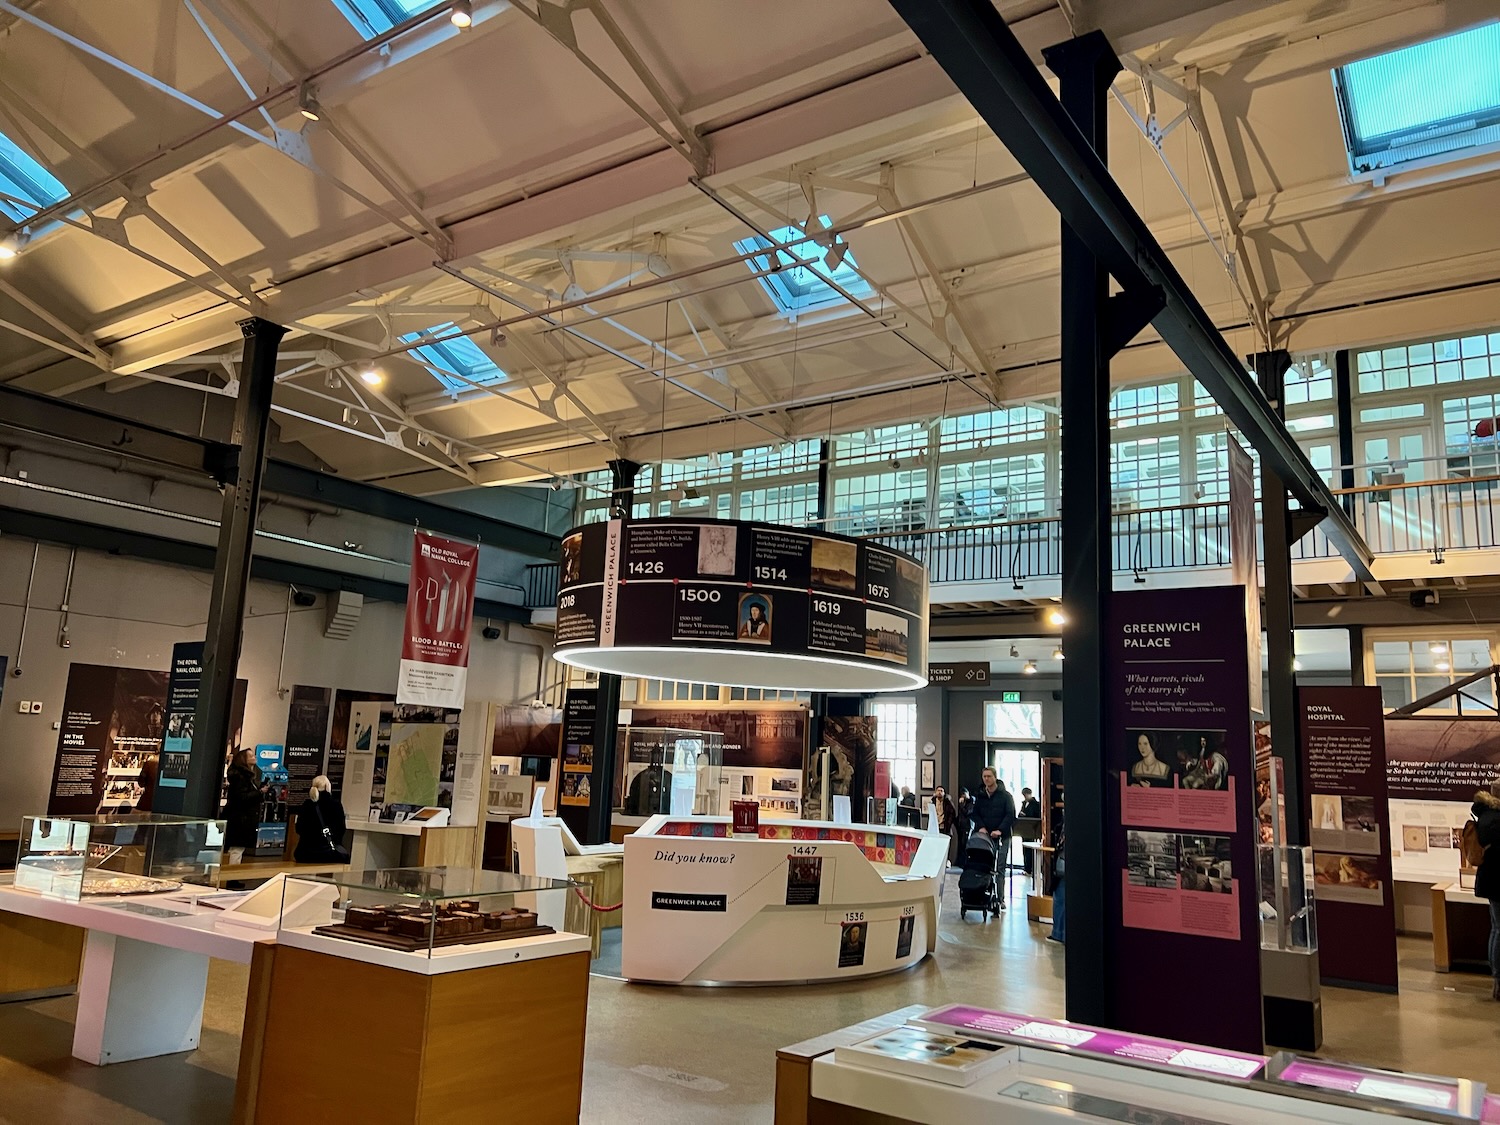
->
1, 872, 1496, 1124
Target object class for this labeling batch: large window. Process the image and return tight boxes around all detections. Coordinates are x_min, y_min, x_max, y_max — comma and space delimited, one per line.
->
1333, 23, 1500, 178
868, 699, 918, 794
984, 701, 1043, 741
332, 0, 439, 37
1370, 636, 1496, 713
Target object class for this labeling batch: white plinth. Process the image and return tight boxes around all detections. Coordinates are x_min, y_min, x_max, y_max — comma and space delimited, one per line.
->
73, 931, 210, 1065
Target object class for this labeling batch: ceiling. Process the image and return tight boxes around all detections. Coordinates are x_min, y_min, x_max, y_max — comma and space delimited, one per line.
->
2, 0, 1499, 501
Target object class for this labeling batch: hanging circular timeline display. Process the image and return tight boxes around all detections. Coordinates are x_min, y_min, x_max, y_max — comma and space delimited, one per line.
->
553, 517, 929, 692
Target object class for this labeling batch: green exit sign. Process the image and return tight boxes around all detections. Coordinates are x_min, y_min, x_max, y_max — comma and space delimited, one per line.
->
1001, 691, 1021, 703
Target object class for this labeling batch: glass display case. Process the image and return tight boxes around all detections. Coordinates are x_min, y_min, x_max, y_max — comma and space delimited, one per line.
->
13, 813, 225, 902
278, 867, 588, 958
615, 727, 725, 817
1258, 843, 1317, 952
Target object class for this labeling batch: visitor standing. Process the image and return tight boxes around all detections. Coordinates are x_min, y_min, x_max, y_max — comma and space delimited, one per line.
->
972, 768, 1017, 909
931, 785, 958, 865
1471, 778, 1500, 1000
1019, 788, 1041, 819
224, 748, 267, 864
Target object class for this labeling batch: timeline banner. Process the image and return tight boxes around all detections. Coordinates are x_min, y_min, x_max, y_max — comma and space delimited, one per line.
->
398, 530, 479, 708
555, 518, 928, 692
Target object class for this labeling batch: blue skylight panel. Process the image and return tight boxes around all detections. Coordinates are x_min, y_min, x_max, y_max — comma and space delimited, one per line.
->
0, 130, 67, 224
733, 215, 871, 317
1334, 23, 1500, 176
331, 0, 438, 38
401, 323, 507, 394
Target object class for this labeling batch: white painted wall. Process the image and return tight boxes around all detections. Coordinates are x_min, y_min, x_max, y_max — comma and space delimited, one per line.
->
0, 536, 557, 831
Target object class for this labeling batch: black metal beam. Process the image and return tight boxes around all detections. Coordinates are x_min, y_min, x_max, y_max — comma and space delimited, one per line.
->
0, 382, 233, 481
261, 460, 560, 561
1254, 349, 1306, 847
1047, 28, 1117, 1029
184, 318, 284, 819
0, 504, 529, 622
885, 0, 1376, 585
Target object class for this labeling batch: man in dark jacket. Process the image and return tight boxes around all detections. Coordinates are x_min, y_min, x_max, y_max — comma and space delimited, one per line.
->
1473, 779, 1500, 1000
972, 767, 1017, 908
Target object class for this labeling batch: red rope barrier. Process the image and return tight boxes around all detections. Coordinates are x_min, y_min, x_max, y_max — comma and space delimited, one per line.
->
574, 887, 622, 912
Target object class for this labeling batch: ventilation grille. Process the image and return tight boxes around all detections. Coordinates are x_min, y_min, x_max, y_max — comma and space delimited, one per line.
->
324, 590, 363, 640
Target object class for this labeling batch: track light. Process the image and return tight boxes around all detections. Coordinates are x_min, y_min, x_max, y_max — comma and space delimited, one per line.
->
1022, 660, 1038, 675
359, 365, 382, 386
1009, 645, 1019, 659
1052, 647, 1064, 662
1430, 642, 1448, 654
341, 407, 358, 426
549, 477, 564, 492
1293, 658, 1303, 672
823, 240, 849, 270
450, 0, 472, 28
0, 233, 18, 261
1047, 608, 1067, 627
298, 86, 321, 122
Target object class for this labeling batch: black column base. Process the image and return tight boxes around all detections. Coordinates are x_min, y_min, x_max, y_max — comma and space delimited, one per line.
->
1263, 994, 1323, 1052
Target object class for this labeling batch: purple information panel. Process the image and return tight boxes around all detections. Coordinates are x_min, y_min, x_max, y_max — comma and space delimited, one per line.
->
1299, 685, 1398, 991
1104, 587, 1263, 1054
916, 1005, 1268, 1081
1274, 1058, 1477, 1117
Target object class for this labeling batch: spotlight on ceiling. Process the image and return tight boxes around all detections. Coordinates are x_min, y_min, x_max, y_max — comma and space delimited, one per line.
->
1293, 658, 1303, 672
1436, 660, 1452, 673
298, 86, 321, 121
1052, 647, 1064, 662
0, 235, 17, 261
1047, 608, 1067, 627
1430, 641, 1448, 654
823, 240, 850, 270
1022, 660, 1038, 675
359, 365, 382, 386
1009, 644, 1019, 659
549, 477, 564, 492
324, 370, 341, 388
450, 0, 473, 28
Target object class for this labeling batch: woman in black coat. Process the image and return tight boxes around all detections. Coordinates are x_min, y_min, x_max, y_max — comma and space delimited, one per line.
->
294, 775, 349, 864
1472, 780, 1500, 1000
224, 749, 266, 858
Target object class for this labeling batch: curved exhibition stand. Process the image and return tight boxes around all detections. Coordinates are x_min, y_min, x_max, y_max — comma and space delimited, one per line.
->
622, 814, 946, 985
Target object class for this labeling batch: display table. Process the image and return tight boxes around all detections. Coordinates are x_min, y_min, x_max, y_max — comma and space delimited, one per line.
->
346, 821, 483, 870
0, 880, 269, 1065
777, 1005, 1496, 1125
623, 815, 946, 984
1430, 881, 1494, 973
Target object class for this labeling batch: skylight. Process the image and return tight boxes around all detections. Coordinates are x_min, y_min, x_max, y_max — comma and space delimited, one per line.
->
732, 215, 872, 318
0, 130, 67, 224
1333, 22, 1500, 178
401, 323, 507, 395
331, 0, 438, 38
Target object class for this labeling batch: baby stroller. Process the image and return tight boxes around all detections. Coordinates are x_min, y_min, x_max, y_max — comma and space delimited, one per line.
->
958, 830, 999, 920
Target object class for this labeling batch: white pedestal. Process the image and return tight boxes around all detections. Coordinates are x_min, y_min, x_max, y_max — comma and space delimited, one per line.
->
73, 930, 210, 1065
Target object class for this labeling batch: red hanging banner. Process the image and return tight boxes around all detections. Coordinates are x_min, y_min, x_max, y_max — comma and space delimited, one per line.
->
398, 530, 479, 708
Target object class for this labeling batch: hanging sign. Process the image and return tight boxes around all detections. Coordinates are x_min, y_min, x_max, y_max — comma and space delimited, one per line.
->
397, 530, 479, 708
927, 662, 990, 685
554, 518, 928, 693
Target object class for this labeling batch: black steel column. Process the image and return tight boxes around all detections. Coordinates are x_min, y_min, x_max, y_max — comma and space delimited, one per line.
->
1253, 349, 1305, 846
1046, 31, 1118, 1027
607, 457, 642, 518
585, 458, 641, 843
1348, 626, 1365, 686
1334, 350, 1357, 512
183, 317, 286, 818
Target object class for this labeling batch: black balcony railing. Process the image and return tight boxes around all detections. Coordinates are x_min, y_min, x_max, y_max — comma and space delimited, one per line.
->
525, 561, 560, 608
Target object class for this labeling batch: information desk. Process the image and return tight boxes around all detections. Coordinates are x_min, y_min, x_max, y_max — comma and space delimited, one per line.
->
623, 815, 945, 985
778, 1005, 1498, 1125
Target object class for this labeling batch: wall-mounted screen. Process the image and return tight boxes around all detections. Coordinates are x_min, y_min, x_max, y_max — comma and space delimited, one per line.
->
984, 701, 1043, 741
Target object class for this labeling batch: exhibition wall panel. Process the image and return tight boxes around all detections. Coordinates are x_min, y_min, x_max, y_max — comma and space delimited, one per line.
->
0, 536, 556, 830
